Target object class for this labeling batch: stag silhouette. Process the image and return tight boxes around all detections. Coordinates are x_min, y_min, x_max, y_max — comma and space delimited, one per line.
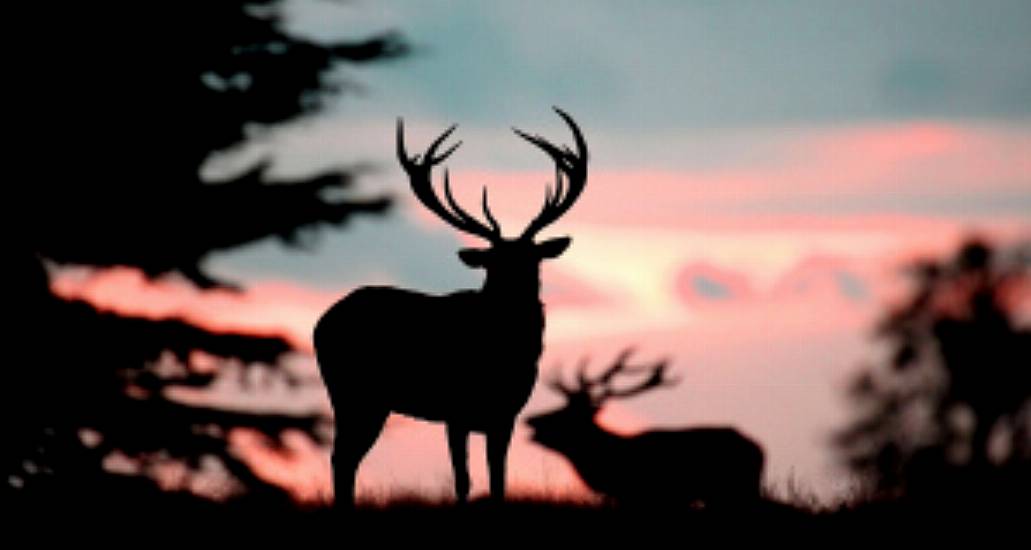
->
314, 108, 588, 505
526, 352, 765, 508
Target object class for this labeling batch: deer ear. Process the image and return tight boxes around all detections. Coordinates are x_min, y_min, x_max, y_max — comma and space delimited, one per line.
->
458, 248, 490, 268
537, 237, 572, 259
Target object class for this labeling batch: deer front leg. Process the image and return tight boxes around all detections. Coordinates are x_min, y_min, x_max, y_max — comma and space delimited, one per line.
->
446, 423, 470, 503
486, 422, 514, 502
330, 407, 388, 509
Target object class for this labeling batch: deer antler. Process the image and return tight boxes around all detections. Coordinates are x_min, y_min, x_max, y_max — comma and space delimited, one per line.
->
566, 351, 678, 404
514, 107, 589, 241
596, 359, 677, 401
397, 120, 502, 242
545, 357, 591, 397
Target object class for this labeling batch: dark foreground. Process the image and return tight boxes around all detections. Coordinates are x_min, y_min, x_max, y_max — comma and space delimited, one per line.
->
11, 480, 1029, 546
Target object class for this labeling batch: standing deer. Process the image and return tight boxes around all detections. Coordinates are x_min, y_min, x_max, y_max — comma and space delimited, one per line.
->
526, 351, 765, 507
314, 108, 588, 505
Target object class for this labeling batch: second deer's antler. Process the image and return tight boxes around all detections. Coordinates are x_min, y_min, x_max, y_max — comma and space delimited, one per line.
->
554, 350, 678, 403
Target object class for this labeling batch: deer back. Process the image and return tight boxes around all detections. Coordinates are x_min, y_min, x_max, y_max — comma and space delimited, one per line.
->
314, 286, 542, 427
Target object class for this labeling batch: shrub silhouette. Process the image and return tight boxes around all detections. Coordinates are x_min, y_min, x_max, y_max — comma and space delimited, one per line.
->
835, 238, 1031, 503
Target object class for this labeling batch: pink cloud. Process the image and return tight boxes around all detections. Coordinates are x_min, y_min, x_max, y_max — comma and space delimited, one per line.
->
674, 261, 756, 307
541, 265, 622, 310
804, 122, 1031, 191
228, 428, 332, 503
51, 267, 341, 352
408, 120, 1030, 233
767, 255, 870, 303
48, 263, 623, 355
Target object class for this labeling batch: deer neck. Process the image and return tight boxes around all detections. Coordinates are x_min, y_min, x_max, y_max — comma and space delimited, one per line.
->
559, 418, 615, 462
478, 276, 546, 347
480, 285, 543, 324
479, 274, 543, 310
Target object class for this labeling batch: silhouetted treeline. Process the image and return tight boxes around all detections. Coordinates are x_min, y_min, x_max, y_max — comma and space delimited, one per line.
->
836, 238, 1031, 505
11, 0, 406, 501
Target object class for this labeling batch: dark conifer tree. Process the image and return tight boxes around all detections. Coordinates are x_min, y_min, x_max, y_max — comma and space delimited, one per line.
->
11, 1, 406, 505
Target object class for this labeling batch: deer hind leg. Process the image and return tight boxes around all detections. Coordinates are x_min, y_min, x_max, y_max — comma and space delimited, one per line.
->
331, 408, 388, 508
447, 423, 470, 503
486, 422, 514, 502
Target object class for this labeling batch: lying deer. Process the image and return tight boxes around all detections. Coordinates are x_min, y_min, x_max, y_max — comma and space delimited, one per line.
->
314, 108, 588, 505
526, 352, 765, 507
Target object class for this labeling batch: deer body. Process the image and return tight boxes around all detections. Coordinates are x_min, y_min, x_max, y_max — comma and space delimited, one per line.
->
527, 354, 765, 507
315, 287, 542, 428
533, 421, 764, 505
315, 109, 588, 505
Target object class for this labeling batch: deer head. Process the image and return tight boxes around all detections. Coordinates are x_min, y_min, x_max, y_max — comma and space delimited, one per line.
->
527, 351, 678, 449
396, 108, 588, 299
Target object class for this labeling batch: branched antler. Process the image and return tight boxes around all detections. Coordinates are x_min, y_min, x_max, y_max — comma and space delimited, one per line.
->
554, 350, 679, 405
397, 120, 502, 242
515, 107, 589, 241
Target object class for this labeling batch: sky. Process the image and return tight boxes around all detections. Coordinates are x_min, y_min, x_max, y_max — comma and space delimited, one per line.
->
58, 0, 1031, 502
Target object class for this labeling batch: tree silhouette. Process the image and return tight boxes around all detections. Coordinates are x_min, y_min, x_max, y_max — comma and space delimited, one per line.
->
836, 239, 1031, 502
11, 1, 405, 504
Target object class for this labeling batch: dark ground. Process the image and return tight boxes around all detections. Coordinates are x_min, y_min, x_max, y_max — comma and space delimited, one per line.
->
10, 478, 1027, 545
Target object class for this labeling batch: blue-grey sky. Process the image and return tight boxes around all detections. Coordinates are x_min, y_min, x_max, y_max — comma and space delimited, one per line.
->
287, 0, 1031, 129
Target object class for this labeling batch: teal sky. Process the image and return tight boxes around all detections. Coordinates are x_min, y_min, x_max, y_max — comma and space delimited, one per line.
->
286, 0, 1031, 131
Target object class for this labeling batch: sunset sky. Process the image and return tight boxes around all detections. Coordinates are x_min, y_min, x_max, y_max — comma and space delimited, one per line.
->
57, 0, 1031, 502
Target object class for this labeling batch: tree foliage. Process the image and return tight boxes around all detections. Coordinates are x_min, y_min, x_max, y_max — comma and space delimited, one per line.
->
836, 239, 1031, 501
11, 0, 406, 503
